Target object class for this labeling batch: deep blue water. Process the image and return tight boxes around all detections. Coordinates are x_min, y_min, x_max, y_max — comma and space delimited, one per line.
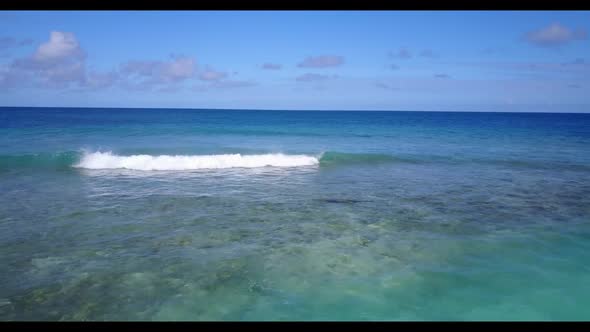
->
1, 107, 590, 320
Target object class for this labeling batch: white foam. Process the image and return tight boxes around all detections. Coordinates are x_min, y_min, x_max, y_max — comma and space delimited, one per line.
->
74, 151, 319, 171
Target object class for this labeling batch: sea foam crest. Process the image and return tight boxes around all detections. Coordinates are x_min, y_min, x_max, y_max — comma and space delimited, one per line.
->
74, 151, 319, 170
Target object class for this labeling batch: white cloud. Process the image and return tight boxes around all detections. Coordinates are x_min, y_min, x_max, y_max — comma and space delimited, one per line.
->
297, 55, 344, 68
33, 31, 85, 62
121, 56, 196, 85
295, 73, 337, 82
261, 63, 282, 70
198, 68, 227, 81
6, 31, 89, 88
83, 71, 119, 90
389, 48, 412, 59
389, 48, 438, 59
163, 57, 195, 81
526, 23, 587, 47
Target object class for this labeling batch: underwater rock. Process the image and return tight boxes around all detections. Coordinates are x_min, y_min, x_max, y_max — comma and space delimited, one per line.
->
177, 237, 193, 246
358, 237, 371, 247
316, 198, 369, 204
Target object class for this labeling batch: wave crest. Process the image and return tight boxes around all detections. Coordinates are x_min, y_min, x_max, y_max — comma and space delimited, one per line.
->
74, 151, 319, 170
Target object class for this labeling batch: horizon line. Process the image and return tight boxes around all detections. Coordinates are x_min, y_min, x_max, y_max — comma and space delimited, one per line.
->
1, 105, 589, 114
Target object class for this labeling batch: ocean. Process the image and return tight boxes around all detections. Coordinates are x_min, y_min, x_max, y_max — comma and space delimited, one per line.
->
1, 107, 590, 320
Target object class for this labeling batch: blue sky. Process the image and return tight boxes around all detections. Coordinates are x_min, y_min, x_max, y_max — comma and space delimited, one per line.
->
0, 10, 589, 112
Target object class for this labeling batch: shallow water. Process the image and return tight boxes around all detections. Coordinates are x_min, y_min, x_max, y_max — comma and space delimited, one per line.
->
1, 108, 590, 320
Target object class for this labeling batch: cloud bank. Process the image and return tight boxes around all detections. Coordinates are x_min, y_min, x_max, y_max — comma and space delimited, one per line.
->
0, 30, 258, 93
7, 31, 88, 88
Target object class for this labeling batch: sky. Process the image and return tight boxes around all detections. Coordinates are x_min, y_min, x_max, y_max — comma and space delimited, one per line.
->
0, 10, 589, 112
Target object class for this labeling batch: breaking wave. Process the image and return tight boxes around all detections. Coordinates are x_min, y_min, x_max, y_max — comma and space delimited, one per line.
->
3, 150, 582, 172
74, 151, 320, 170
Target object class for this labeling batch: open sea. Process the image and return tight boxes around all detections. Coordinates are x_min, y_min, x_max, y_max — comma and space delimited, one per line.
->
1, 107, 590, 321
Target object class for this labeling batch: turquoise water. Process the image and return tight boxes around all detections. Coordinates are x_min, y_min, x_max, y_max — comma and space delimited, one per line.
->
1, 107, 590, 320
